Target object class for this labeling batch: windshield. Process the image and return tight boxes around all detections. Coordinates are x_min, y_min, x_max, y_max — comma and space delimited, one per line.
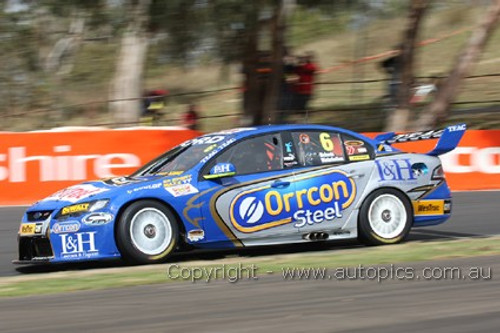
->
132, 138, 231, 176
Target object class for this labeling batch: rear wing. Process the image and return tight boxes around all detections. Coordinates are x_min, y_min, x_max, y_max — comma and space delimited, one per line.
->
374, 123, 466, 156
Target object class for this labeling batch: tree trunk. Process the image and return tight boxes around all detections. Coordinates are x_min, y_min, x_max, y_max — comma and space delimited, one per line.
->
384, 0, 428, 132
241, 2, 262, 126
412, 0, 500, 130
261, 0, 288, 125
45, 12, 86, 74
109, 0, 151, 126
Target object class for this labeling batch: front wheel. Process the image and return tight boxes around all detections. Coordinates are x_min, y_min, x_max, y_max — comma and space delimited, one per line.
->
116, 200, 178, 264
358, 189, 412, 245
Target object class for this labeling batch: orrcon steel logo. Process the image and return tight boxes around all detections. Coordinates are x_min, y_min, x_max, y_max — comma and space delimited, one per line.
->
230, 170, 357, 233
238, 197, 264, 224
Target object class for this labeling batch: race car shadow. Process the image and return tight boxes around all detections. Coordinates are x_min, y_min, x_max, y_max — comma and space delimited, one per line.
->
14, 228, 484, 275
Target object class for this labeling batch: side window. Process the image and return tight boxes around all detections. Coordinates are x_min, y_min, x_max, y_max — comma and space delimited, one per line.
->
208, 134, 283, 175
342, 134, 373, 162
291, 131, 345, 167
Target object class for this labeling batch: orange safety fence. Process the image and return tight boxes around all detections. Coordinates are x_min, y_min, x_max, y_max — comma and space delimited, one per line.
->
0, 128, 201, 205
0, 128, 498, 205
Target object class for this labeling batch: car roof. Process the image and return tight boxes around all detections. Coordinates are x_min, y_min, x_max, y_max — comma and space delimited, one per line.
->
207, 124, 378, 146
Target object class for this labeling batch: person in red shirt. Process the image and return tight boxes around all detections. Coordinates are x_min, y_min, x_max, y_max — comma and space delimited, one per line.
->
293, 52, 318, 113
183, 104, 200, 131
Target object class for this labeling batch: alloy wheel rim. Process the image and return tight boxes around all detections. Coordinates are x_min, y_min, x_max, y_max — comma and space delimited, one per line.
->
130, 208, 172, 255
368, 194, 407, 239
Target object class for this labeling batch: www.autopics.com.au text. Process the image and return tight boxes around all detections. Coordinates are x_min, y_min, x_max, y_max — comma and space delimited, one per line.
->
166, 263, 492, 283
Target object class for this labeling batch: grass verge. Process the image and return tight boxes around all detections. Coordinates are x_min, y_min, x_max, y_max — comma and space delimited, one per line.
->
2, 236, 500, 298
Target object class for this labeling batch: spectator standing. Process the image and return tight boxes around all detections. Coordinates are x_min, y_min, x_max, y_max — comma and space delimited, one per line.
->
380, 50, 402, 107
293, 52, 318, 114
277, 54, 298, 123
183, 104, 200, 131
141, 89, 168, 125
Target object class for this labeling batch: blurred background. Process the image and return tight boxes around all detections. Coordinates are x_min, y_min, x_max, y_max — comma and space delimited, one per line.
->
0, 0, 499, 133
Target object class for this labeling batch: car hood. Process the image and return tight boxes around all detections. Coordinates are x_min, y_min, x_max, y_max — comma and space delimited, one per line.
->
27, 175, 164, 211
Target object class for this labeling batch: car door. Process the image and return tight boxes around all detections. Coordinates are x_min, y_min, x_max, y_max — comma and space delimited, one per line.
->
287, 130, 374, 234
198, 132, 300, 246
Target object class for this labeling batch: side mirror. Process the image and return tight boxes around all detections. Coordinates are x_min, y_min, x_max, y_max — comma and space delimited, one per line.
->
203, 162, 236, 180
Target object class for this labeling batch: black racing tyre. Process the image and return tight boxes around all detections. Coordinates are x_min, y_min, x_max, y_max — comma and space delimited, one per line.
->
358, 188, 412, 245
116, 200, 178, 264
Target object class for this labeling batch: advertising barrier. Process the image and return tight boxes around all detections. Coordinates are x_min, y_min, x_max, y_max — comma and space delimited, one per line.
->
0, 128, 200, 205
0, 128, 498, 205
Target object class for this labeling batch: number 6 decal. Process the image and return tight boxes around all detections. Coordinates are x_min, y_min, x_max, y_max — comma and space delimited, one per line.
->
320, 132, 334, 152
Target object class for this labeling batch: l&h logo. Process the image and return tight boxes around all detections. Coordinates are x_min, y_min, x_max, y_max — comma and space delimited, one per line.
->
375, 158, 416, 182
60, 232, 98, 255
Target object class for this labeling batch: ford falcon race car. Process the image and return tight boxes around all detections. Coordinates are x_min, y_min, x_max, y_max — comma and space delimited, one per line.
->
14, 124, 466, 265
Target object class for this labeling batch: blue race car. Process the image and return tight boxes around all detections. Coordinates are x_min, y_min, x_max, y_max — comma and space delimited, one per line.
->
14, 124, 466, 265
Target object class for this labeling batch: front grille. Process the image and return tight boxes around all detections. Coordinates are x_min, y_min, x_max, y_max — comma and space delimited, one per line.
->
27, 210, 53, 222
18, 237, 53, 260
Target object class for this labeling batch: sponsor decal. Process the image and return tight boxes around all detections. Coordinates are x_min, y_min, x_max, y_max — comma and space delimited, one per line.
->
375, 158, 417, 182
411, 162, 428, 176
344, 140, 364, 147
157, 171, 184, 176
102, 177, 140, 186
384, 129, 443, 144
413, 200, 445, 215
19, 223, 37, 236
229, 170, 356, 232
444, 200, 452, 214
213, 163, 232, 174
59, 232, 98, 258
283, 153, 299, 168
319, 152, 343, 164
203, 144, 217, 153
43, 184, 109, 203
187, 229, 205, 242
299, 133, 310, 144
82, 212, 113, 225
238, 197, 265, 224
126, 183, 162, 194
448, 124, 466, 132
284, 153, 296, 163
165, 183, 199, 197
52, 221, 81, 234
346, 145, 367, 155
200, 138, 236, 164
314, 133, 345, 164
345, 140, 368, 157
377, 144, 393, 152
182, 135, 226, 146
348, 154, 370, 161
163, 175, 192, 187
211, 127, 256, 135
61, 203, 90, 215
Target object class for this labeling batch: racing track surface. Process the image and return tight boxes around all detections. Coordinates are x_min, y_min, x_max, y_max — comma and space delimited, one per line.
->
1, 255, 499, 333
0, 191, 499, 277
0, 192, 499, 332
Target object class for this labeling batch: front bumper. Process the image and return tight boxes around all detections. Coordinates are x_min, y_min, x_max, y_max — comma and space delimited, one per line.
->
12, 258, 51, 265
13, 236, 54, 264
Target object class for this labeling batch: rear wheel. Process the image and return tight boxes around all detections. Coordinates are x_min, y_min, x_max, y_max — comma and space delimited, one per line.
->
116, 200, 178, 264
358, 189, 412, 245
